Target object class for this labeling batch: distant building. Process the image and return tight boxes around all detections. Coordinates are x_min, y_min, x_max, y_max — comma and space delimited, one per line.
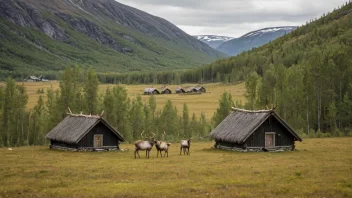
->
161, 87, 172, 94
186, 87, 197, 93
195, 86, 206, 93
144, 88, 160, 95
24, 75, 49, 82
186, 86, 206, 93
24, 76, 40, 82
175, 87, 186, 93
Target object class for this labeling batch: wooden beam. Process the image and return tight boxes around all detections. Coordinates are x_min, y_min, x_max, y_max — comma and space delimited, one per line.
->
66, 112, 101, 118
231, 107, 273, 113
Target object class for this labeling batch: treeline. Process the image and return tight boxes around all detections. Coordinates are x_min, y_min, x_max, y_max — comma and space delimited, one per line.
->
242, 45, 352, 135
0, 67, 214, 147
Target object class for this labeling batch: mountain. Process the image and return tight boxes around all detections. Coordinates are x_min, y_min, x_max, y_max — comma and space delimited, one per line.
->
119, 2, 352, 85
193, 35, 234, 49
162, 3, 352, 133
176, 3, 352, 84
217, 26, 297, 56
0, 0, 223, 77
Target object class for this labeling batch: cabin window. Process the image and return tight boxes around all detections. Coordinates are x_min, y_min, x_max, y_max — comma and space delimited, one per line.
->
265, 132, 276, 148
94, 135, 103, 148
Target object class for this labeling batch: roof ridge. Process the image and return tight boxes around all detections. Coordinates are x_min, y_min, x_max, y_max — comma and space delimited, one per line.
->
67, 113, 101, 119
231, 107, 273, 113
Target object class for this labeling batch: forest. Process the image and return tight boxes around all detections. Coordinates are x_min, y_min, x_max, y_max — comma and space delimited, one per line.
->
0, 67, 233, 147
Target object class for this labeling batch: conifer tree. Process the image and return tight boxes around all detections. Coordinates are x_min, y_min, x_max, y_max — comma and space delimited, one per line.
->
212, 92, 234, 127
103, 87, 116, 125
189, 113, 197, 139
143, 104, 152, 138
45, 86, 58, 132
245, 72, 259, 109
84, 68, 99, 114
182, 103, 189, 139
149, 95, 156, 120
159, 100, 178, 140
14, 84, 28, 146
30, 96, 46, 145
198, 112, 209, 139
113, 86, 132, 141
129, 95, 145, 140
58, 66, 82, 117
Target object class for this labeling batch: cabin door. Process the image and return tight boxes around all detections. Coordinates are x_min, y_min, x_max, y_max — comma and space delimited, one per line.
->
265, 133, 275, 148
94, 135, 103, 148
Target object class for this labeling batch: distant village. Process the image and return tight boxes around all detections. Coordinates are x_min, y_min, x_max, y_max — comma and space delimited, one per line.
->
144, 86, 206, 95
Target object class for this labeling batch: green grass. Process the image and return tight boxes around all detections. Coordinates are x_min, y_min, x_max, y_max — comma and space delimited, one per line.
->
0, 138, 351, 197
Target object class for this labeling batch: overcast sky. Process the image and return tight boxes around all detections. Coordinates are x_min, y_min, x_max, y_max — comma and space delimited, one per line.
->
117, 0, 348, 37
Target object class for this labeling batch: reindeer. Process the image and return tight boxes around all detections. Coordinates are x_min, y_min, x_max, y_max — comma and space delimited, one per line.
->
155, 131, 171, 158
134, 131, 156, 159
180, 138, 192, 155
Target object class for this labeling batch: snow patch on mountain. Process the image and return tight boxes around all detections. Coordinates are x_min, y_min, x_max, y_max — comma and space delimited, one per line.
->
243, 26, 296, 38
195, 35, 234, 42
193, 35, 234, 49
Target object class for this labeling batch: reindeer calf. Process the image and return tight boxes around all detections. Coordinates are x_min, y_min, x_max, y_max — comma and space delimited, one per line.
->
180, 138, 192, 155
155, 141, 171, 158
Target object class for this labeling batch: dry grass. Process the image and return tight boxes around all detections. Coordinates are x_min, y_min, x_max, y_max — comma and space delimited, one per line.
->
0, 138, 351, 198
0, 82, 246, 120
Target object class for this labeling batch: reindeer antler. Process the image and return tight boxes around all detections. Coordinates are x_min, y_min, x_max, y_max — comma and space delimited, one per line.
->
141, 131, 145, 139
272, 105, 277, 111
150, 132, 156, 140
162, 131, 166, 140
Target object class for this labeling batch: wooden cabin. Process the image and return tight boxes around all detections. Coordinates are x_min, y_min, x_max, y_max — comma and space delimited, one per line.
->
24, 76, 41, 82
186, 86, 206, 93
175, 87, 186, 93
210, 108, 302, 152
161, 87, 172, 94
186, 87, 197, 93
144, 88, 160, 95
195, 86, 206, 93
45, 114, 125, 151
24, 75, 49, 82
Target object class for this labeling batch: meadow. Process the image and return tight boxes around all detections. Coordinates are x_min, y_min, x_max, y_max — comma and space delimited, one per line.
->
0, 81, 246, 120
0, 138, 351, 198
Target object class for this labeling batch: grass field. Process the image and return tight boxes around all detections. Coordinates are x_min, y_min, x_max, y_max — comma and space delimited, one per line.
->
0, 138, 351, 198
0, 81, 246, 120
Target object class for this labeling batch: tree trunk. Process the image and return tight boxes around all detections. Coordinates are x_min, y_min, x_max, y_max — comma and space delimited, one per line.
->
306, 94, 310, 134
317, 84, 322, 132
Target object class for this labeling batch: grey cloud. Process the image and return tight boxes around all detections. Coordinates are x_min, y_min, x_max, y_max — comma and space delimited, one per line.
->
117, 0, 348, 37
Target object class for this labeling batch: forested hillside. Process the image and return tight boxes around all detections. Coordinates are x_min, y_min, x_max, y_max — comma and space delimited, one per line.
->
110, 2, 352, 134
0, 0, 223, 80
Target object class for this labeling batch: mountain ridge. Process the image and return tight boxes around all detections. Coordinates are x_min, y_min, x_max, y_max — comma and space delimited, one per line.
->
217, 26, 297, 56
193, 35, 234, 48
0, 0, 223, 77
